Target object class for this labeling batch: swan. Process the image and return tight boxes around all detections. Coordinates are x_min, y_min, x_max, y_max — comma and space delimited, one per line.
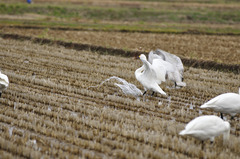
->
0, 71, 9, 97
148, 49, 186, 87
88, 76, 142, 97
179, 115, 230, 148
200, 87, 240, 119
113, 77, 142, 97
135, 54, 167, 96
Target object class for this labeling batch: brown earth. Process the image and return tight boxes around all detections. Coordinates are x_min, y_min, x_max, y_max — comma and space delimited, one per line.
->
1, 27, 240, 65
0, 37, 239, 158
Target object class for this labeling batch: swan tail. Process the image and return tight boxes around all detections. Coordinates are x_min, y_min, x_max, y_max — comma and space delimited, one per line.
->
156, 87, 167, 96
223, 121, 230, 144
200, 103, 212, 109
179, 130, 187, 135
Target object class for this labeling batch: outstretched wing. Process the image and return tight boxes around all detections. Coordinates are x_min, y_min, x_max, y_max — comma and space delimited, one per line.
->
153, 49, 184, 75
148, 50, 164, 64
151, 59, 173, 84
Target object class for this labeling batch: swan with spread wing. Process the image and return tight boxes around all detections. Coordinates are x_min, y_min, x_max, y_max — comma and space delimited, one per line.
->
135, 54, 167, 96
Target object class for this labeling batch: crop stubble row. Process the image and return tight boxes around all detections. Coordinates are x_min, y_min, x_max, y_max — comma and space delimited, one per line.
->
0, 38, 239, 158
1, 27, 240, 65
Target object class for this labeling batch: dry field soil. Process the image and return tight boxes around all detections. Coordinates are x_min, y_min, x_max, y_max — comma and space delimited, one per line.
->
0, 37, 239, 158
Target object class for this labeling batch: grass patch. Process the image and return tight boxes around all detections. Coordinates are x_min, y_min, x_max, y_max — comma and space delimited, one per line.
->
0, 3, 240, 24
0, 2, 240, 34
121, 0, 240, 3
1, 19, 240, 35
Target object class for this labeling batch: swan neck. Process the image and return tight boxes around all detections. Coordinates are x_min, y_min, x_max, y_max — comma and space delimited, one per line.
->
141, 58, 151, 69
135, 65, 144, 76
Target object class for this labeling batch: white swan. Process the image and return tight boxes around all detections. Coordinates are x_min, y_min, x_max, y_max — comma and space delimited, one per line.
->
88, 76, 142, 97
135, 54, 167, 96
179, 115, 230, 147
0, 71, 9, 97
113, 77, 142, 97
200, 87, 240, 119
148, 49, 186, 87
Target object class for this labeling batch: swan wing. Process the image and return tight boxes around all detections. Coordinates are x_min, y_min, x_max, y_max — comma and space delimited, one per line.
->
148, 50, 164, 64
154, 49, 184, 74
154, 59, 175, 72
152, 58, 185, 86
151, 59, 169, 83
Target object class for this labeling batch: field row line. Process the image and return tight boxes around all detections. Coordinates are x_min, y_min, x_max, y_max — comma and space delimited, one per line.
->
0, 101, 209, 158
1, 33, 239, 73
0, 117, 107, 159
6, 72, 208, 126
2, 25, 240, 36
2, 96, 240, 158
1, 40, 238, 96
5, 65, 238, 130
5, 72, 240, 137
0, 41, 134, 71
0, 95, 197, 159
1, 39, 238, 92
1, 48, 235, 103
1, 48, 238, 125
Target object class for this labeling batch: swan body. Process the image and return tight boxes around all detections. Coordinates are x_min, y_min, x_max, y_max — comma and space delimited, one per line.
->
0, 71, 9, 97
148, 49, 186, 87
200, 88, 240, 118
179, 115, 230, 142
135, 54, 166, 96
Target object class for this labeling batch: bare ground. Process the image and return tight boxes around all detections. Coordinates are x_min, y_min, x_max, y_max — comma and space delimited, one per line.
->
1, 26, 240, 65
0, 37, 239, 158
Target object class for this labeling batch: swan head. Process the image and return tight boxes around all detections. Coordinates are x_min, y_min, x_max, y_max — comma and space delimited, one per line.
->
139, 54, 147, 61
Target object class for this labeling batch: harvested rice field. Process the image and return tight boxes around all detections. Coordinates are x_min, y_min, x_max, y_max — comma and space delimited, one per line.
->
0, 36, 239, 158
1, 26, 240, 65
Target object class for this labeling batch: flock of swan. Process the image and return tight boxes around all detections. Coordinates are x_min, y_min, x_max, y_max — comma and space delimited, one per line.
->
0, 48, 239, 149
135, 49, 240, 147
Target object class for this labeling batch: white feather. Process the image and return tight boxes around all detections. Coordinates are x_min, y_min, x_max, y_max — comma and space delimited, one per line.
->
89, 76, 142, 97
179, 115, 230, 142
148, 49, 186, 87
148, 49, 184, 75
135, 54, 167, 96
200, 91, 240, 117
0, 71, 9, 92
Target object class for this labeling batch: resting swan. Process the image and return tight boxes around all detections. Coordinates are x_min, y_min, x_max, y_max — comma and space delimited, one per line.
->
135, 54, 167, 96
